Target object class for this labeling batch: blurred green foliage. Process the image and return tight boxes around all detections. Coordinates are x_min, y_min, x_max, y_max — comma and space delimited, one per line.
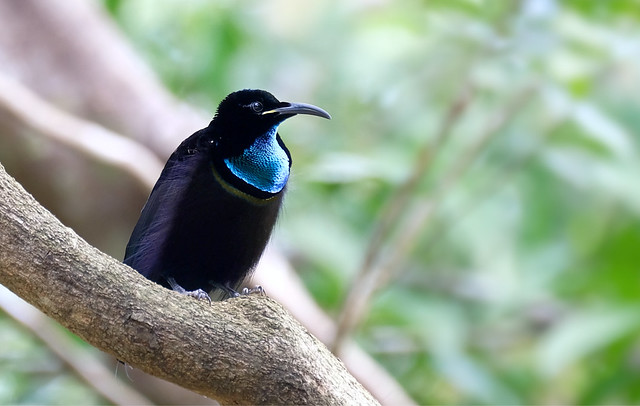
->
0, 319, 104, 405
107, 0, 640, 403
4, 0, 640, 404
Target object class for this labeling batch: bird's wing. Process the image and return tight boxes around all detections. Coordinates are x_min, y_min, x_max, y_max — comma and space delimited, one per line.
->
123, 130, 205, 275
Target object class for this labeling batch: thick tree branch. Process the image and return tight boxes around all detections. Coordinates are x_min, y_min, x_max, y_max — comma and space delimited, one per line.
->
0, 163, 378, 406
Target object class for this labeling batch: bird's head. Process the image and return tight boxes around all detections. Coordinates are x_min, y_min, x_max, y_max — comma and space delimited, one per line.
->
209, 89, 330, 156
204, 89, 330, 197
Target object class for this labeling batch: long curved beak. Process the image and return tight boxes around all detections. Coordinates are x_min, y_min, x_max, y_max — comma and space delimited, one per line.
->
262, 102, 331, 120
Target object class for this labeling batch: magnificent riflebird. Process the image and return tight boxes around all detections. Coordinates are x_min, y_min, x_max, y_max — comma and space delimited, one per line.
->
124, 89, 330, 300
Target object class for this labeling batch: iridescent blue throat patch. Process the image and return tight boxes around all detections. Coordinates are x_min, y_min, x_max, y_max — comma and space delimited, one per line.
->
224, 126, 290, 194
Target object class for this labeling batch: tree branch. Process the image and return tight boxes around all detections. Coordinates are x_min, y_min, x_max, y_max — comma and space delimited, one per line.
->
0, 163, 378, 406
332, 84, 537, 354
0, 73, 164, 190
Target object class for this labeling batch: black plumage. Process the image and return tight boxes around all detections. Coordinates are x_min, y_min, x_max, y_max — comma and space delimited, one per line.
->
124, 89, 330, 299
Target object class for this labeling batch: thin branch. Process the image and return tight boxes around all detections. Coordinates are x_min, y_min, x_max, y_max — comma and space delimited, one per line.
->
0, 163, 378, 406
0, 0, 206, 158
420, 114, 561, 259
356, 81, 476, 287
430, 84, 538, 203
0, 73, 163, 190
332, 81, 476, 353
332, 84, 537, 353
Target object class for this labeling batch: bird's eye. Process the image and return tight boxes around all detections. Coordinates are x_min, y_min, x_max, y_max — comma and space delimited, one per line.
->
249, 101, 263, 113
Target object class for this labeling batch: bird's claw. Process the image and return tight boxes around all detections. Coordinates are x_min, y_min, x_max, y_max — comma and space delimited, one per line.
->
241, 285, 265, 296
167, 277, 212, 304
185, 289, 212, 304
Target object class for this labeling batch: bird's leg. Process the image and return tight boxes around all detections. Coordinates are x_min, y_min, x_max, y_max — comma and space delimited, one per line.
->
242, 285, 265, 296
115, 360, 134, 381
167, 277, 212, 304
211, 282, 240, 298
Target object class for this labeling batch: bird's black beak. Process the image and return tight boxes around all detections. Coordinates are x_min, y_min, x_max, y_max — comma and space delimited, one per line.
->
262, 102, 331, 120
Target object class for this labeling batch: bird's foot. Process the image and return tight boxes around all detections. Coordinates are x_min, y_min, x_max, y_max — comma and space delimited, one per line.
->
115, 360, 134, 381
184, 289, 212, 304
167, 277, 212, 304
210, 283, 264, 298
242, 285, 265, 296
211, 282, 241, 298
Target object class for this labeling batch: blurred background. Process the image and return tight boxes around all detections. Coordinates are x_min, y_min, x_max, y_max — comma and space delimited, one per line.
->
1, 0, 640, 404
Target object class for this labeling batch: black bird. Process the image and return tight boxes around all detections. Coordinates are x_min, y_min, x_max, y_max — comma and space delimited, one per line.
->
124, 89, 330, 300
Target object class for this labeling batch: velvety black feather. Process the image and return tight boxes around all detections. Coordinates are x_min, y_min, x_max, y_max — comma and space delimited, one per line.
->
123, 89, 329, 297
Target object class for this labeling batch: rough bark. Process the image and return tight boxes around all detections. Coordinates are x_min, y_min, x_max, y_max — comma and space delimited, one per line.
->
0, 163, 378, 406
